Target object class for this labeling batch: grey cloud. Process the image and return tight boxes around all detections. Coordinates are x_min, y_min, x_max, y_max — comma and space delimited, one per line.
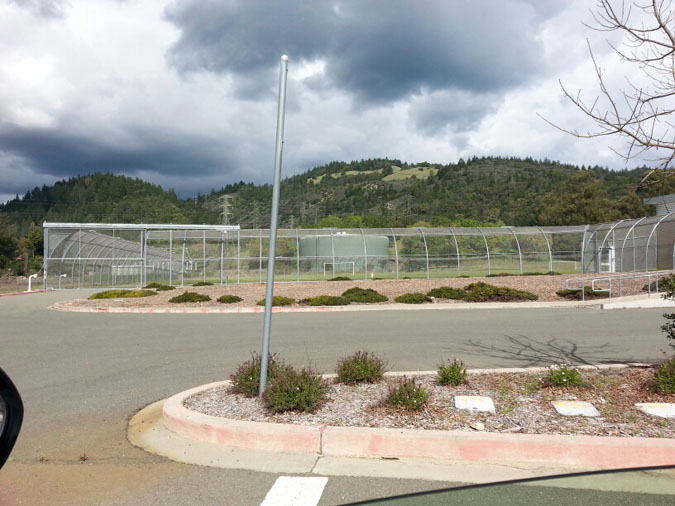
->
409, 89, 500, 135
9, 0, 68, 19
0, 125, 239, 197
165, 0, 562, 103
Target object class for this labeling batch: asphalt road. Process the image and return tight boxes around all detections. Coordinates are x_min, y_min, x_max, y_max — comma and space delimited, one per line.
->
0, 290, 669, 505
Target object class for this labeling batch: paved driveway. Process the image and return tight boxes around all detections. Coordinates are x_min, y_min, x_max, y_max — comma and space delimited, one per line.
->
0, 291, 667, 505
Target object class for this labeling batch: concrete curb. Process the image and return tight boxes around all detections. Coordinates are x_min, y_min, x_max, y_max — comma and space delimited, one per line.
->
160, 365, 675, 470
50, 299, 604, 314
48, 293, 675, 313
0, 289, 50, 298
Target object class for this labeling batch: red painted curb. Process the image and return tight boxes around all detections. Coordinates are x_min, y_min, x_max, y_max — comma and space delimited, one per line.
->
162, 381, 322, 454
161, 377, 675, 469
321, 426, 675, 468
0, 289, 49, 298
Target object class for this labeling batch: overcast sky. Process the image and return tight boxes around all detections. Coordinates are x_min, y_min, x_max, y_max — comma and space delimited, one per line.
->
0, 0, 660, 203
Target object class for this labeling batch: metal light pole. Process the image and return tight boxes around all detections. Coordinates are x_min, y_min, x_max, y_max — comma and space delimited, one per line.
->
259, 55, 289, 397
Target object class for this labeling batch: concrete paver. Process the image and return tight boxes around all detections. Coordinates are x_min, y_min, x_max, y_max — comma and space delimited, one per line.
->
454, 395, 496, 413
635, 402, 675, 419
552, 400, 601, 417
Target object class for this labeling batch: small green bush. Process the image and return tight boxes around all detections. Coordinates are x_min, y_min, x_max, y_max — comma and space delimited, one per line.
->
309, 295, 349, 306
89, 289, 156, 300
230, 352, 290, 397
168, 291, 211, 303
385, 378, 430, 411
546, 364, 585, 388
555, 287, 606, 300
437, 359, 467, 386
644, 275, 675, 293
256, 296, 295, 306
486, 273, 514, 277
217, 294, 243, 304
395, 292, 431, 304
653, 357, 675, 394
341, 287, 388, 303
463, 282, 538, 302
522, 271, 561, 276
329, 276, 352, 281
427, 286, 466, 300
263, 367, 327, 413
143, 282, 175, 290
336, 351, 387, 384
192, 281, 214, 286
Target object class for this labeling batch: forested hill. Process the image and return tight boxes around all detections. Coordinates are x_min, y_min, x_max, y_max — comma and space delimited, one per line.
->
1, 156, 669, 237
1, 173, 199, 233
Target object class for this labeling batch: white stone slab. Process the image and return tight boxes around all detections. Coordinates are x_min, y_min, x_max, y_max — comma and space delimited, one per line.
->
635, 402, 675, 419
454, 395, 495, 413
552, 400, 600, 417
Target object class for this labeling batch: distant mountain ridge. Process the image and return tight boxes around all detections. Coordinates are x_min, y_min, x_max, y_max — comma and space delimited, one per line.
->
0, 156, 665, 235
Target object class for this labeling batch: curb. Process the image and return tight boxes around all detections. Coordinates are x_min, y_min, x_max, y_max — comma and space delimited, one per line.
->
0, 289, 50, 298
160, 365, 675, 470
49, 293, 675, 314
51, 299, 604, 314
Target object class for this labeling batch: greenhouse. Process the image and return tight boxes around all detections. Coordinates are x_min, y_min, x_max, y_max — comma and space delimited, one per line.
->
41, 216, 675, 289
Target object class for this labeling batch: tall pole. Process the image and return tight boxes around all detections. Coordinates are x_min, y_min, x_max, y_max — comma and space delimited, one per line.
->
259, 55, 289, 397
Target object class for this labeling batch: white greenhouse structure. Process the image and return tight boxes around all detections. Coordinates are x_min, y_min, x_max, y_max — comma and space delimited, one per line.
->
41, 216, 675, 289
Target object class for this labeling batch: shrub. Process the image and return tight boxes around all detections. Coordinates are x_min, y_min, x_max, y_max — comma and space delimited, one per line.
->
463, 282, 538, 302
437, 359, 467, 386
192, 281, 214, 286
341, 287, 388, 303
653, 357, 675, 394
522, 271, 561, 276
143, 282, 175, 290
230, 352, 289, 397
256, 296, 295, 306
336, 351, 387, 384
426, 286, 466, 300
660, 274, 675, 295
385, 378, 430, 411
263, 367, 327, 413
89, 289, 156, 299
546, 364, 585, 388
217, 294, 243, 304
395, 292, 431, 304
329, 276, 352, 281
555, 287, 606, 300
168, 291, 211, 303
309, 295, 349, 306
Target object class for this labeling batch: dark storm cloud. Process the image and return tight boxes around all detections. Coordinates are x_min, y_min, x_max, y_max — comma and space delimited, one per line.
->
410, 89, 500, 135
9, 0, 68, 19
0, 124, 237, 193
165, 0, 561, 103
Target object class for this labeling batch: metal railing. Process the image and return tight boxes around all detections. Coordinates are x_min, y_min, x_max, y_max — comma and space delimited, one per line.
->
565, 270, 674, 301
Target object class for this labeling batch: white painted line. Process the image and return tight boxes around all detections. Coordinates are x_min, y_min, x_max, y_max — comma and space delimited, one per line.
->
260, 476, 328, 506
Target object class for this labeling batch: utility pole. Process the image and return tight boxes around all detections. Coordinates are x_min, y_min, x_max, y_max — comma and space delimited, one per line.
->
219, 195, 233, 225
259, 54, 288, 397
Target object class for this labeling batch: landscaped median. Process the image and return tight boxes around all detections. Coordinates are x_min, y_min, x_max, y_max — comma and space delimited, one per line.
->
142, 365, 675, 471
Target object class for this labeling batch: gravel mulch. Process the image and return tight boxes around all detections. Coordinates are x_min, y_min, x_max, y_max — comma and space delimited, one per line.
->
65, 273, 655, 310
184, 366, 675, 438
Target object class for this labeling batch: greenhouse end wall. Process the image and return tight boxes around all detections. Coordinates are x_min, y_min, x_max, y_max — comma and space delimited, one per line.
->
42, 217, 675, 289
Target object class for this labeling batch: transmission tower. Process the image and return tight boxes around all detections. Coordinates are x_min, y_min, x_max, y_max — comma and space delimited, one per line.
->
219, 195, 233, 225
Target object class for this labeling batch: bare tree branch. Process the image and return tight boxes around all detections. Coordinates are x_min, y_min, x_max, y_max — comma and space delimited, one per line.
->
545, 1, 675, 175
